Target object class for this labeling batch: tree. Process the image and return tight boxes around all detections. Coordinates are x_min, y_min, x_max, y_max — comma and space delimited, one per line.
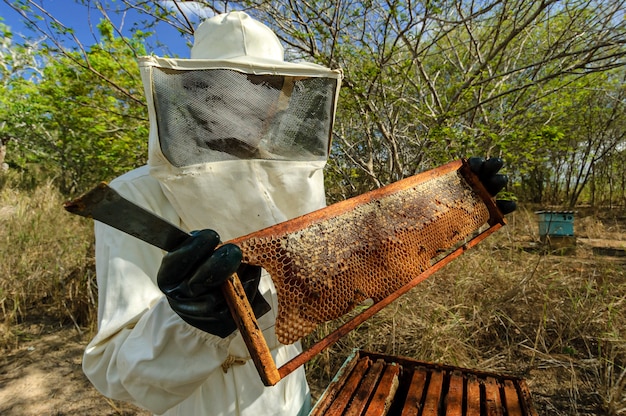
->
555, 71, 626, 207
0, 21, 42, 176
1, 19, 149, 193
3, 0, 626, 204
237, 0, 626, 197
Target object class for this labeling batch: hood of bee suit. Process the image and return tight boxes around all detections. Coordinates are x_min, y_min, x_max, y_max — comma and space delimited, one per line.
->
139, 11, 342, 240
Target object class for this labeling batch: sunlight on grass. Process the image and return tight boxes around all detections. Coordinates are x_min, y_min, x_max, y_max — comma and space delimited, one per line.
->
0, 182, 96, 347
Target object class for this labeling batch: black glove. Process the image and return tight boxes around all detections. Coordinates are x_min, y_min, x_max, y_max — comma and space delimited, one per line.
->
157, 229, 271, 338
468, 157, 517, 214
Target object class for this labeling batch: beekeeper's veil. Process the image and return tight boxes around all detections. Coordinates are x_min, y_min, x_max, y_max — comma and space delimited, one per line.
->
140, 11, 342, 240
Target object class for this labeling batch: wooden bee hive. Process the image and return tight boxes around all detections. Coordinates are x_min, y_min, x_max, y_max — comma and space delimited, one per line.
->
311, 350, 539, 416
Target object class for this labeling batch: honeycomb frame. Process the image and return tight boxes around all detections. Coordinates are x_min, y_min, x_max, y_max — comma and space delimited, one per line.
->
225, 159, 506, 385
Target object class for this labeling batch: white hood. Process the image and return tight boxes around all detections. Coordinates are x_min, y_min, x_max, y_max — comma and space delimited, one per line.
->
138, 12, 341, 240
139, 57, 338, 239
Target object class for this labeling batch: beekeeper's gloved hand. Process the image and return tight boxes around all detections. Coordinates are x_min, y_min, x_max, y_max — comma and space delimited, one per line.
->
468, 157, 517, 214
157, 229, 270, 338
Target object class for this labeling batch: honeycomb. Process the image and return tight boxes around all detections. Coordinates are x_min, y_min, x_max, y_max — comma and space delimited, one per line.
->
235, 168, 491, 344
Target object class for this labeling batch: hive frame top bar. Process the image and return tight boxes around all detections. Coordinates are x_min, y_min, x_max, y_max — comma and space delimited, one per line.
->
227, 159, 503, 247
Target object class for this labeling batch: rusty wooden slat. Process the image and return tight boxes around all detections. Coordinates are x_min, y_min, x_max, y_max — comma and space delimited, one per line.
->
221, 274, 281, 386
344, 359, 386, 416
309, 352, 361, 416
484, 377, 504, 416
503, 379, 524, 416
422, 370, 444, 415
466, 376, 482, 416
518, 380, 539, 416
313, 351, 539, 416
325, 357, 372, 415
400, 368, 428, 416
365, 362, 401, 416
445, 371, 464, 415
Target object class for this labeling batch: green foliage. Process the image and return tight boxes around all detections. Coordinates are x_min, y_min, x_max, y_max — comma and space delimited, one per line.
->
2, 0, 626, 206
1, 19, 148, 195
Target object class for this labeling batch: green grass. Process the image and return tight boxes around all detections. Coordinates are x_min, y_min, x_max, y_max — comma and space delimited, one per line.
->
1, 183, 624, 414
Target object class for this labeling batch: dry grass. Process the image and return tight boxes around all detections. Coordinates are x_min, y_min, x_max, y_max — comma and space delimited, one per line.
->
303, 207, 626, 415
0, 182, 97, 348
1, 184, 625, 414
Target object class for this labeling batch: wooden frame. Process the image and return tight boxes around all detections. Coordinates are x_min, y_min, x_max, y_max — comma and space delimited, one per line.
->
222, 160, 507, 386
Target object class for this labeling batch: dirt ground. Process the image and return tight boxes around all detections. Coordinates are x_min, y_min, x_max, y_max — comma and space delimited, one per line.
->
0, 323, 150, 416
0, 314, 601, 416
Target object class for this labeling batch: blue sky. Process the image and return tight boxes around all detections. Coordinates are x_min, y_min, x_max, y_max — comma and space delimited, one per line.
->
0, 1, 216, 57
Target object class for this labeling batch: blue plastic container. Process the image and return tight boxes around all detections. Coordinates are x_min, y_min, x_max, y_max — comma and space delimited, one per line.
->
535, 210, 575, 237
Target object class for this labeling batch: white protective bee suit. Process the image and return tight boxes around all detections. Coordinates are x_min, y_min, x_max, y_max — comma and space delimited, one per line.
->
82, 11, 342, 415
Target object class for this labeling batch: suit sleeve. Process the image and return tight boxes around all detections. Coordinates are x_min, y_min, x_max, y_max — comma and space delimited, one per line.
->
81, 173, 234, 414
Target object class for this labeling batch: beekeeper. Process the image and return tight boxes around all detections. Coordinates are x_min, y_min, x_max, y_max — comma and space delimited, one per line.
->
82, 11, 342, 415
